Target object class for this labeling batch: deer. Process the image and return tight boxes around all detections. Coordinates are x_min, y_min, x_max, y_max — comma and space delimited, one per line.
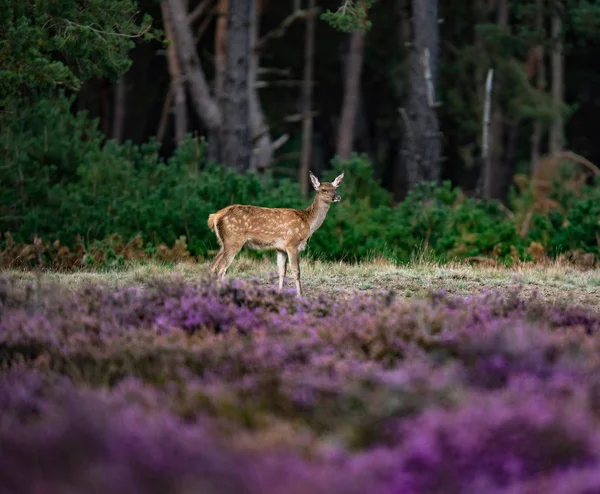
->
207, 170, 344, 296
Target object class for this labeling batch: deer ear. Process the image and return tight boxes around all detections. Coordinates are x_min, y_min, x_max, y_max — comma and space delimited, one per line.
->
309, 171, 320, 190
331, 172, 344, 188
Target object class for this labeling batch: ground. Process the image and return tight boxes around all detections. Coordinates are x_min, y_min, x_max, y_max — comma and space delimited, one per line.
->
3, 257, 600, 491
7, 254, 600, 306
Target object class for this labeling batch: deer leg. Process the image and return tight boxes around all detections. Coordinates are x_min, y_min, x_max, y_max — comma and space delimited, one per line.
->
276, 250, 287, 290
286, 248, 302, 296
209, 248, 225, 275
216, 241, 244, 281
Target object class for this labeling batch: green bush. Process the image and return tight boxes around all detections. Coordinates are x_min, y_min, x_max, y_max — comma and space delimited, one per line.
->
0, 92, 106, 235
1, 92, 599, 265
527, 176, 600, 258
307, 157, 526, 263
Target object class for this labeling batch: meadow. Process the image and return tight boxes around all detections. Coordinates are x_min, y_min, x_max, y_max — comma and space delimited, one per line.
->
2, 257, 600, 493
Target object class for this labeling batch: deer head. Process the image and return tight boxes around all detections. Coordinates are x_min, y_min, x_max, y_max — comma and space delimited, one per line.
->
309, 170, 344, 203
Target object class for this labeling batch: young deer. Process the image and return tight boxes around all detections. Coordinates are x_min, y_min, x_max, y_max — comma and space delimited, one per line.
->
207, 171, 344, 296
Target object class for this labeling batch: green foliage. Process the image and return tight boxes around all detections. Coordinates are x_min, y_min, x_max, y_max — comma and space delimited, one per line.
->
567, 0, 600, 44
308, 160, 526, 264
320, 1, 375, 33
0, 0, 158, 104
439, 0, 594, 163
0, 91, 107, 235
30, 139, 304, 258
0, 94, 303, 257
1, 96, 598, 266
527, 177, 600, 258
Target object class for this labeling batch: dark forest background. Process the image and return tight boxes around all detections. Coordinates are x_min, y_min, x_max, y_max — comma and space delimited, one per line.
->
2, 0, 600, 267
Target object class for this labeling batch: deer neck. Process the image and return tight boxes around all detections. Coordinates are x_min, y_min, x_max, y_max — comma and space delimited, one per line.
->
305, 195, 331, 235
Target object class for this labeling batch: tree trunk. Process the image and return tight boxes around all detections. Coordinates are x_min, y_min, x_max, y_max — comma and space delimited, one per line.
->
161, 1, 188, 146
111, 76, 126, 144
392, 0, 412, 200
221, 0, 252, 171
356, 92, 374, 161
209, 0, 229, 162
402, 0, 441, 188
483, 0, 510, 201
249, 0, 274, 170
531, 0, 545, 169
168, 0, 222, 132
215, 0, 228, 101
550, 8, 564, 154
336, 30, 365, 160
99, 79, 111, 137
300, 0, 316, 197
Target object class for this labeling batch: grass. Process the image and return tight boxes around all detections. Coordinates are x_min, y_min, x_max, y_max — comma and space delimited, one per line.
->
5, 253, 600, 307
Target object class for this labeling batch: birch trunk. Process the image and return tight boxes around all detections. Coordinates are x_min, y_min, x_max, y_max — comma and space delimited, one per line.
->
483, 0, 510, 200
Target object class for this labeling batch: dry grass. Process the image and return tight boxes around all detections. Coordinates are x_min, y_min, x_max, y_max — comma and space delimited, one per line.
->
4, 253, 600, 307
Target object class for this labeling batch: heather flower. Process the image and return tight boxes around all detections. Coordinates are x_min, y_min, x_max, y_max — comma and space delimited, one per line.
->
0, 368, 372, 494
380, 388, 600, 493
491, 466, 600, 494
2, 273, 600, 494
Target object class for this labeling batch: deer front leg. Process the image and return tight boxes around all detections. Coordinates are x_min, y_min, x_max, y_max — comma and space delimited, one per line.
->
276, 250, 287, 290
286, 247, 302, 296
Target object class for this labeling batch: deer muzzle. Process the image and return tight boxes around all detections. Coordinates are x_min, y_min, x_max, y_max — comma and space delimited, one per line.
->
333, 192, 341, 202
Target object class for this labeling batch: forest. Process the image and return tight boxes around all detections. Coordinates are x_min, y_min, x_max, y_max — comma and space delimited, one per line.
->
1, 0, 600, 266
4, 3, 600, 493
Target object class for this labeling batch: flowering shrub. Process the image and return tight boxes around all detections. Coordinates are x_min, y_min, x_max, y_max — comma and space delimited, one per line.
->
2, 275, 600, 493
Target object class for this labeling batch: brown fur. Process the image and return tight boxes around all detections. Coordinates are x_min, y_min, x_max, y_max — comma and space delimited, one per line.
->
207, 171, 344, 296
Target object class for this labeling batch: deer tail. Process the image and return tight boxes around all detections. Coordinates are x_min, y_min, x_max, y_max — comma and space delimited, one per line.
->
207, 210, 226, 246
207, 213, 217, 231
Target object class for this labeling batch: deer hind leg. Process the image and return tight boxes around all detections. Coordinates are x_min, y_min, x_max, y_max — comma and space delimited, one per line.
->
276, 250, 287, 290
209, 217, 226, 275
215, 239, 245, 281
209, 248, 225, 275
286, 247, 302, 296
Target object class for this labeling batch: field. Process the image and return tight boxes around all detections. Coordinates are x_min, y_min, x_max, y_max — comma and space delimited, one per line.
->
2, 258, 600, 493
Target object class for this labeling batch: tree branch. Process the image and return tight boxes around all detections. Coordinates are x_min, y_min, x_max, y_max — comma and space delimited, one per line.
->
187, 0, 214, 24
161, 1, 188, 145
156, 84, 174, 142
257, 7, 321, 50
168, 0, 221, 130
194, 9, 213, 43
257, 67, 292, 77
254, 80, 316, 88
271, 133, 290, 151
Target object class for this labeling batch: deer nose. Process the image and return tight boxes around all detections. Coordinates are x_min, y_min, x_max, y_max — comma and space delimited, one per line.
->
333, 192, 341, 202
